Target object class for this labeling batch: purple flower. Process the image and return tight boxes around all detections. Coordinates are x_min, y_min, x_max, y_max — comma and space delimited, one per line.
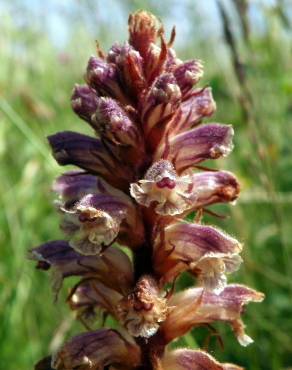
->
31, 10, 263, 370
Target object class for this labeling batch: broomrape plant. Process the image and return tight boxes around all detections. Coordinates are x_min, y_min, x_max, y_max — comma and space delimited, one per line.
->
31, 11, 264, 370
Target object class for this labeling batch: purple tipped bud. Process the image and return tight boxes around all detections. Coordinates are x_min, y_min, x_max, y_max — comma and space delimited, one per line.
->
108, 43, 145, 96
141, 73, 181, 142
71, 85, 98, 124
85, 56, 130, 105
92, 97, 142, 147
173, 60, 204, 94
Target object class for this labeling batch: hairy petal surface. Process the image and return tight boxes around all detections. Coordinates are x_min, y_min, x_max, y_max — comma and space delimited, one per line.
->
117, 275, 168, 338
188, 170, 240, 210
130, 160, 196, 216
68, 278, 123, 323
155, 124, 234, 173
52, 329, 141, 370
29, 241, 133, 295
161, 284, 264, 345
160, 349, 243, 370
48, 131, 134, 189
153, 222, 242, 291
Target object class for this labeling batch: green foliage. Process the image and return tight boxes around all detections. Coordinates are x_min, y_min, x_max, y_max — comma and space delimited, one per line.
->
0, 1, 291, 369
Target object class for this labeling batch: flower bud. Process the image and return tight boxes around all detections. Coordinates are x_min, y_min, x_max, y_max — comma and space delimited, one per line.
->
92, 97, 142, 147
117, 275, 168, 338
85, 56, 130, 105
173, 60, 204, 94
141, 73, 181, 137
171, 87, 216, 135
130, 160, 196, 216
128, 11, 161, 60
71, 84, 98, 124
108, 43, 145, 97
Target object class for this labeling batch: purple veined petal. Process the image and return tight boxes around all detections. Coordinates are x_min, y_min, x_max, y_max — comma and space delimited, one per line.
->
161, 284, 264, 345
68, 278, 123, 323
141, 73, 182, 138
153, 222, 242, 290
29, 241, 134, 296
170, 87, 216, 136
53, 171, 97, 207
51, 329, 141, 370
160, 349, 244, 370
92, 96, 143, 148
155, 123, 234, 173
47, 131, 133, 190
188, 170, 240, 209
128, 11, 161, 60
173, 59, 204, 95
116, 275, 168, 338
71, 84, 99, 124
85, 56, 130, 105
107, 43, 146, 97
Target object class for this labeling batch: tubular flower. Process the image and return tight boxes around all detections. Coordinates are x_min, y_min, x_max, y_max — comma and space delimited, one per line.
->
31, 10, 263, 370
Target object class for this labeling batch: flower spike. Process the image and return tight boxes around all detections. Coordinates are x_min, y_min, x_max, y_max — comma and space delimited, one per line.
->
31, 10, 263, 370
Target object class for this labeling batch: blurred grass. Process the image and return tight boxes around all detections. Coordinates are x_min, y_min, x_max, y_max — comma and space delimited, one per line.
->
0, 1, 292, 369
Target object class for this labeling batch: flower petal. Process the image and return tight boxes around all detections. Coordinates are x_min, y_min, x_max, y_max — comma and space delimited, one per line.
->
92, 96, 143, 147
85, 56, 130, 105
29, 241, 133, 295
171, 87, 216, 135
107, 43, 146, 96
155, 124, 234, 173
71, 84, 98, 124
68, 278, 123, 323
173, 60, 204, 94
141, 73, 181, 147
48, 131, 133, 189
189, 170, 240, 209
153, 222, 242, 290
160, 349, 243, 370
161, 284, 264, 345
52, 329, 141, 370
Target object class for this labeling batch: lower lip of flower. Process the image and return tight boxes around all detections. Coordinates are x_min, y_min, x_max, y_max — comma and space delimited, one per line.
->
156, 178, 176, 189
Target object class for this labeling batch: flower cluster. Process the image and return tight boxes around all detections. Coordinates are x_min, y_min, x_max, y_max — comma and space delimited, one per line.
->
31, 11, 264, 370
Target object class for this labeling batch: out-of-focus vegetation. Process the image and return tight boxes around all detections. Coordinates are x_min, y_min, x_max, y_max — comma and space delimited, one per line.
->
0, 0, 291, 369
